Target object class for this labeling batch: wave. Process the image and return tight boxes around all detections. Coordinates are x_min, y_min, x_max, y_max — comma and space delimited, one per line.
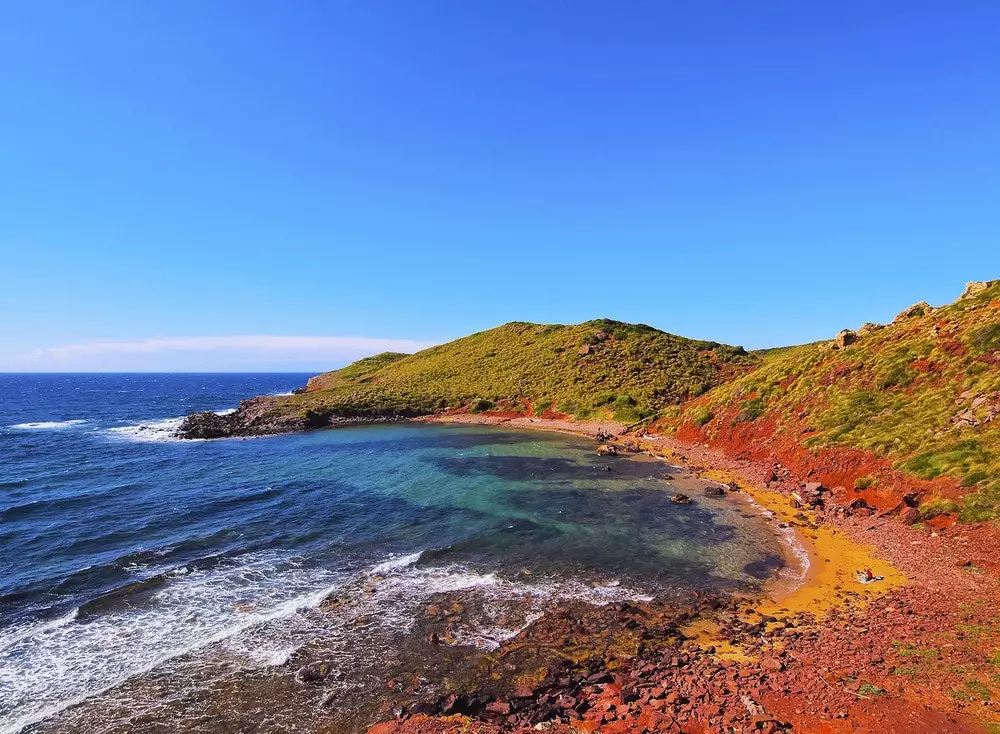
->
8, 420, 86, 430
104, 407, 237, 443
0, 546, 654, 733
0, 550, 348, 734
105, 417, 185, 443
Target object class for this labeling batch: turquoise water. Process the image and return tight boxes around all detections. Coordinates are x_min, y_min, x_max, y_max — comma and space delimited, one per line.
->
0, 374, 787, 733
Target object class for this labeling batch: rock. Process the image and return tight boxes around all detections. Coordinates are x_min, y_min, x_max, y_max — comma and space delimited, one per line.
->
596, 444, 618, 457
760, 657, 784, 673
961, 280, 999, 299
578, 345, 593, 356
295, 661, 333, 685
703, 486, 726, 496
833, 329, 858, 349
803, 482, 825, 494
951, 410, 980, 428
178, 410, 234, 439
763, 469, 777, 484
893, 301, 935, 322
857, 322, 885, 336
485, 701, 511, 715
900, 507, 920, 525
849, 498, 873, 511
671, 494, 693, 504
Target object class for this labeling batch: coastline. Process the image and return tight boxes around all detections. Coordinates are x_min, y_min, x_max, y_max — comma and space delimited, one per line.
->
388, 412, 1000, 733
167, 407, 1000, 731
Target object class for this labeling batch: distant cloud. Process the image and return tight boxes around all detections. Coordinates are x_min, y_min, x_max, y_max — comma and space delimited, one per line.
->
6, 335, 434, 372
41, 335, 430, 359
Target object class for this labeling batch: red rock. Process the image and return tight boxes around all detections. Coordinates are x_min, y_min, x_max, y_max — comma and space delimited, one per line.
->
760, 657, 784, 673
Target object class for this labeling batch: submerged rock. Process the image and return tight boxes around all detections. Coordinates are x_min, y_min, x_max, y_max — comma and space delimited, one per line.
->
671, 493, 693, 504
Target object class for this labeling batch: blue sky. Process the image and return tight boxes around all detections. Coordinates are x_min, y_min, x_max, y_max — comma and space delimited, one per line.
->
1, 1, 998, 371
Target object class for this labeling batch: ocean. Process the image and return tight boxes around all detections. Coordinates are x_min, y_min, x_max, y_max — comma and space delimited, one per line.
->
0, 374, 792, 733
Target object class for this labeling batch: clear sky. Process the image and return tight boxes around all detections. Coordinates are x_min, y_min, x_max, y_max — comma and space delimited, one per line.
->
2, 1, 998, 371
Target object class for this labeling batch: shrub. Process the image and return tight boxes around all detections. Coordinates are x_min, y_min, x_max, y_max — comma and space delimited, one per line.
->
854, 476, 875, 491
962, 470, 989, 487
735, 398, 766, 423
969, 323, 1000, 354
876, 364, 914, 390
690, 406, 714, 426
469, 398, 495, 414
919, 497, 961, 519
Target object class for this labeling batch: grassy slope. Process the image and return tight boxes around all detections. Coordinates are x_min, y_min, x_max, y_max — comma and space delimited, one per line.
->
276, 319, 754, 424
665, 282, 1000, 521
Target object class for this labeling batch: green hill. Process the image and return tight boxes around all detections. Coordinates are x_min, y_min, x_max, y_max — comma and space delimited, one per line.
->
664, 281, 1000, 521
277, 319, 754, 424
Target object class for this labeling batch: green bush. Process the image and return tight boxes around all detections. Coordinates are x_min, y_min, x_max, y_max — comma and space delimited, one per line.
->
735, 398, 766, 423
969, 323, 1000, 354
469, 398, 495, 414
690, 406, 714, 426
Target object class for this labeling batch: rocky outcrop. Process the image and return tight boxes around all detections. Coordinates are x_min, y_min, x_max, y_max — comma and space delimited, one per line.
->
857, 322, 884, 336
178, 396, 306, 439
832, 329, 858, 349
960, 280, 998, 299
893, 301, 935, 322
177, 395, 417, 439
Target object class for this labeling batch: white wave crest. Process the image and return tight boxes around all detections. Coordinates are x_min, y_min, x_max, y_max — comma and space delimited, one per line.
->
0, 552, 347, 734
8, 420, 87, 430
105, 417, 185, 443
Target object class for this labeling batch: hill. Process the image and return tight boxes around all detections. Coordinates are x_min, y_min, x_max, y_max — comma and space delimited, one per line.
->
180, 319, 754, 437
660, 280, 1000, 521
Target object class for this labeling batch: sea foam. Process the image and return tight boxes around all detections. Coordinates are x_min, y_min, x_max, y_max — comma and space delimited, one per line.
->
8, 420, 87, 430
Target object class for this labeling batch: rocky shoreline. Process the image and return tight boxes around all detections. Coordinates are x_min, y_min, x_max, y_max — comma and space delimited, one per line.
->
177, 395, 414, 439
365, 420, 1000, 733
173, 406, 1000, 732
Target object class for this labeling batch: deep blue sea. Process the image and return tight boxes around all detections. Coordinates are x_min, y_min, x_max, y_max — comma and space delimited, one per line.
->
0, 374, 790, 733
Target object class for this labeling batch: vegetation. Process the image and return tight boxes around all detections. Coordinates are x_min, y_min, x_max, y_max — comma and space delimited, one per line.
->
275, 319, 755, 425
670, 281, 1000, 521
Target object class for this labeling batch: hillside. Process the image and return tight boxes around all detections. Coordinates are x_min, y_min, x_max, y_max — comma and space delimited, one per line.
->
179, 320, 754, 438
661, 280, 1000, 521
296, 319, 753, 421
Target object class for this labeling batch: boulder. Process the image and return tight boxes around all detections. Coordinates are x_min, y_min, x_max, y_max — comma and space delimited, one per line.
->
295, 661, 333, 685
833, 329, 858, 349
893, 301, 935, 322
596, 444, 618, 456
900, 507, 921, 525
857, 322, 885, 336
703, 486, 726, 496
671, 494, 693, 504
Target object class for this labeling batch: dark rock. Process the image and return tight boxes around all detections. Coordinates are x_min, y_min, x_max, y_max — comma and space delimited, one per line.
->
703, 486, 726, 496
295, 661, 333, 685
671, 494, 693, 504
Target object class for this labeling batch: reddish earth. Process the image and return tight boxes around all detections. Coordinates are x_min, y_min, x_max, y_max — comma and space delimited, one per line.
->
366, 415, 1000, 734
669, 410, 965, 509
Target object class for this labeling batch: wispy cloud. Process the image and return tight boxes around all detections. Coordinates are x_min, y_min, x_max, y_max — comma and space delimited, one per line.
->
5, 335, 434, 372
40, 335, 431, 359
